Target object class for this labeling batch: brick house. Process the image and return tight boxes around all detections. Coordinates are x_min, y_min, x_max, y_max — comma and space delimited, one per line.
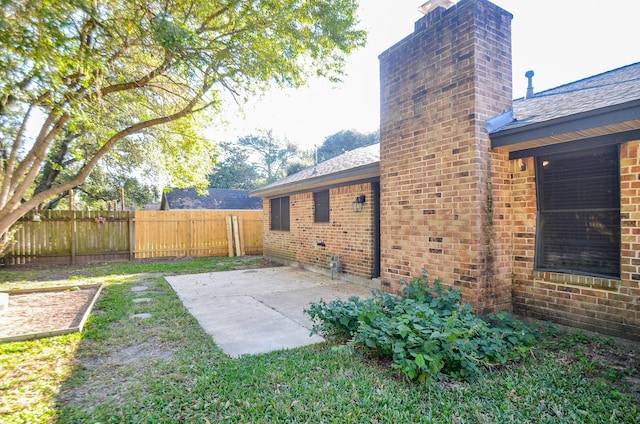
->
250, 0, 640, 340
250, 144, 381, 281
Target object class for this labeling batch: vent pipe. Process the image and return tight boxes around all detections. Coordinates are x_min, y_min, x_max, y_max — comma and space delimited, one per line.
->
525, 70, 535, 99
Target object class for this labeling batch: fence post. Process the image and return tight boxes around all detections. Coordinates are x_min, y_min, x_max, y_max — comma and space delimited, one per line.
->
238, 216, 246, 256
232, 215, 241, 256
187, 211, 192, 257
129, 212, 135, 260
70, 210, 77, 264
225, 215, 234, 257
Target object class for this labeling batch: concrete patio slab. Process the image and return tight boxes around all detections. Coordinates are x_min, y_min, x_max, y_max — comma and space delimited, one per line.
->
166, 267, 373, 358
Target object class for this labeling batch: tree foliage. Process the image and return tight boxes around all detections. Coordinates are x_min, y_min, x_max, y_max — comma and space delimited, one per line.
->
237, 132, 299, 184
33, 117, 211, 209
73, 169, 160, 210
285, 155, 314, 176
208, 142, 261, 190
317, 129, 379, 162
0, 0, 366, 238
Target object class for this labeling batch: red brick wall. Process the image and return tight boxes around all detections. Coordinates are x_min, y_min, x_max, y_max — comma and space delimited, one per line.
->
379, 0, 513, 313
263, 183, 376, 278
509, 157, 537, 288
511, 141, 640, 341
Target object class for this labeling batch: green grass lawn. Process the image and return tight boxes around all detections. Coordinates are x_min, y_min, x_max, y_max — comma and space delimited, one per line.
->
1, 257, 639, 423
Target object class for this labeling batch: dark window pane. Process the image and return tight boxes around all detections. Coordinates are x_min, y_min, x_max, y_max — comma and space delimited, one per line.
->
539, 148, 619, 210
536, 146, 620, 278
281, 196, 290, 231
537, 210, 620, 277
270, 196, 290, 231
314, 190, 330, 223
270, 198, 280, 230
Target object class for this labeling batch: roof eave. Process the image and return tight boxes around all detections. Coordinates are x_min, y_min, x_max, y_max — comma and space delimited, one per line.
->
249, 162, 380, 199
490, 98, 640, 151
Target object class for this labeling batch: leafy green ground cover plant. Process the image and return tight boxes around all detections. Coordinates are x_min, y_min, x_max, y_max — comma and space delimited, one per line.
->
306, 271, 547, 381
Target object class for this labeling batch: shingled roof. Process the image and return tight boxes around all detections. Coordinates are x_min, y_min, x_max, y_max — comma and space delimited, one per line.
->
250, 143, 380, 198
161, 188, 263, 210
252, 63, 639, 196
489, 62, 640, 154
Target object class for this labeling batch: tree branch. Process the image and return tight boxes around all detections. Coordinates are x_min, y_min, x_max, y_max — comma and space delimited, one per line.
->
0, 89, 206, 235
0, 102, 35, 207
1, 113, 70, 216
99, 58, 172, 97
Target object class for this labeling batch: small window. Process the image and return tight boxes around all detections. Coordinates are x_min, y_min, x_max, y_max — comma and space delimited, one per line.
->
314, 190, 330, 223
270, 196, 290, 231
535, 146, 620, 278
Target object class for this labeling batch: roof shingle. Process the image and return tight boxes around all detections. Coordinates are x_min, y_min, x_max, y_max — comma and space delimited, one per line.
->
250, 143, 380, 197
493, 62, 640, 133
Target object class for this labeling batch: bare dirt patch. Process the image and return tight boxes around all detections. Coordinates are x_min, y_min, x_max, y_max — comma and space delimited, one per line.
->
0, 285, 101, 341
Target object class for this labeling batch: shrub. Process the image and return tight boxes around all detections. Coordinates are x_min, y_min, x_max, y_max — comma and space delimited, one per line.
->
305, 271, 545, 381
304, 295, 365, 341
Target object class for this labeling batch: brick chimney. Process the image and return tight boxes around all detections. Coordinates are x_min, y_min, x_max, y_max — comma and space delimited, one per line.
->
379, 0, 514, 313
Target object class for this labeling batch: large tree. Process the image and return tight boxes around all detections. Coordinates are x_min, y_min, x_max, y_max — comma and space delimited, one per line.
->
208, 142, 261, 189
238, 132, 299, 184
32, 115, 215, 209
317, 129, 379, 162
71, 170, 160, 210
0, 0, 365, 238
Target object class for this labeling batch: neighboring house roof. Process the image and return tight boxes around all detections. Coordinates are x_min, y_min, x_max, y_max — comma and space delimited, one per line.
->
488, 62, 640, 156
161, 188, 263, 210
250, 143, 380, 198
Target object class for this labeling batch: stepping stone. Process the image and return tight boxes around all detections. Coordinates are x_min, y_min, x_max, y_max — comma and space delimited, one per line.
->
130, 286, 148, 292
129, 313, 152, 319
132, 298, 152, 303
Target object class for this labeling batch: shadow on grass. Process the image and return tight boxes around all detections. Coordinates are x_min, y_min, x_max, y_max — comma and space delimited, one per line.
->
53, 276, 232, 422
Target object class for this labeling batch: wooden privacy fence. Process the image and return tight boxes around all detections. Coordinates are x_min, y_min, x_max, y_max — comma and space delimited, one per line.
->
133, 210, 263, 259
3, 210, 263, 266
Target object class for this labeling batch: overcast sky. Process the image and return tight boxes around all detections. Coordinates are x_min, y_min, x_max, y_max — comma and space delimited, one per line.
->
207, 0, 640, 150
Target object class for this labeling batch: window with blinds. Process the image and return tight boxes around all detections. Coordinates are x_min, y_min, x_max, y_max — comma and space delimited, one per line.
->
270, 196, 290, 231
314, 190, 330, 223
535, 146, 620, 278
